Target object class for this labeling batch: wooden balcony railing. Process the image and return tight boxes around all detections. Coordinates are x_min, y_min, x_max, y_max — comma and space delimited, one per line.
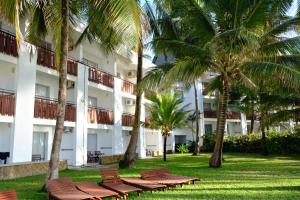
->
34, 97, 76, 121
121, 80, 136, 94
87, 107, 114, 125
88, 67, 114, 88
122, 113, 135, 126
0, 30, 18, 57
0, 90, 15, 116
37, 47, 78, 76
204, 110, 241, 119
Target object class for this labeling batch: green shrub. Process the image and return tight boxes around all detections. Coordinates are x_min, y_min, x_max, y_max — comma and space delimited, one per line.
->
176, 144, 189, 154
201, 130, 300, 154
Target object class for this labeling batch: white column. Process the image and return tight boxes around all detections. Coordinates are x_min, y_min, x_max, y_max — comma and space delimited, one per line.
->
169, 132, 175, 152
73, 62, 88, 166
240, 113, 248, 135
197, 79, 205, 137
137, 98, 146, 158
11, 41, 37, 163
112, 77, 123, 154
157, 131, 163, 155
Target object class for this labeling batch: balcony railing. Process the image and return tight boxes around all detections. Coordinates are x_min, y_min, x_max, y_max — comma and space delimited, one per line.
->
122, 113, 135, 126
122, 80, 136, 94
34, 97, 76, 121
0, 30, 18, 57
204, 110, 241, 119
37, 47, 78, 76
88, 67, 114, 88
88, 107, 114, 125
0, 90, 15, 116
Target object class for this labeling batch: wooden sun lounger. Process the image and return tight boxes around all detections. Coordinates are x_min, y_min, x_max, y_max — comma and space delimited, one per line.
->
141, 169, 197, 186
121, 177, 167, 191
47, 177, 97, 200
100, 168, 142, 200
156, 168, 200, 184
0, 190, 18, 200
76, 182, 119, 200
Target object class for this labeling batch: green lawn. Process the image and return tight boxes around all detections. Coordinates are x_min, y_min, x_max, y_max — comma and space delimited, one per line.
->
1, 153, 300, 199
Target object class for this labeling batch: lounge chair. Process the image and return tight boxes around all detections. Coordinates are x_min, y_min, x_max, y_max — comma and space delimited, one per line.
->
155, 168, 200, 184
140, 169, 192, 187
47, 177, 97, 200
76, 182, 119, 200
121, 177, 167, 191
100, 168, 142, 200
0, 190, 17, 200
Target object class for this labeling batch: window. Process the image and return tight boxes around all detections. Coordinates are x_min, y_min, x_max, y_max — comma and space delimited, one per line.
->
205, 124, 213, 134
88, 96, 97, 108
35, 84, 49, 98
204, 103, 211, 111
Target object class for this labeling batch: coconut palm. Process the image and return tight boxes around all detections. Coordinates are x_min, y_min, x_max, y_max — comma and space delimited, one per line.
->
146, 93, 190, 161
142, 0, 300, 167
0, 0, 141, 179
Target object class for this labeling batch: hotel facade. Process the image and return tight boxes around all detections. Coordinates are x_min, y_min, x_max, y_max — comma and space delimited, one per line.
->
0, 19, 261, 166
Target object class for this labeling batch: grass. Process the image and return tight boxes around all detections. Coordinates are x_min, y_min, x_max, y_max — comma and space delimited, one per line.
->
0, 153, 300, 199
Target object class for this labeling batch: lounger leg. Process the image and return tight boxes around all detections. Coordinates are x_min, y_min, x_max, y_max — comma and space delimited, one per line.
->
123, 194, 127, 200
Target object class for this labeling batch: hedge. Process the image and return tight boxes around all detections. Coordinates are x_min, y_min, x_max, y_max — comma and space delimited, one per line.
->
201, 130, 300, 154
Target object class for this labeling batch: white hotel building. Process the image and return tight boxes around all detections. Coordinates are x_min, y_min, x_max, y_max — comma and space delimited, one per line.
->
0, 19, 258, 166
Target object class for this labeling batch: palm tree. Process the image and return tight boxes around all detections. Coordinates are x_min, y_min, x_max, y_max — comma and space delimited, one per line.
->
119, 31, 143, 168
0, 0, 141, 179
143, 0, 300, 167
146, 93, 190, 161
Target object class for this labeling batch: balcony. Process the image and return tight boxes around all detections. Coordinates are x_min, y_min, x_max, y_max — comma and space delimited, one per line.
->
87, 107, 114, 125
88, 67, 114, 88
204, 110, 241, 119
122, 80, 136, 94
0, 89, 15, 116
0, 30, 18, 57
34, 97, 76, 122
122, 113, 135, 126
37, 47, 78, 76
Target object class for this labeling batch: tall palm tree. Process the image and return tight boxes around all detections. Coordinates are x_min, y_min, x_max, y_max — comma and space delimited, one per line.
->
146, 93, 190, 161
0, 0, 141, 179
142, 0, 300, 167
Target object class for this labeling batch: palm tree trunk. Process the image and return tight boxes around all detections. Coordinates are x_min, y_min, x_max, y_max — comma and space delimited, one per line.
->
193, 80, 200, 156
47, 0, 69, 180
250, 110, 255, 134
119, 35, 143, 168
260, 111, 269, 155
163, 135, 167, 161
209, 78, 229, 168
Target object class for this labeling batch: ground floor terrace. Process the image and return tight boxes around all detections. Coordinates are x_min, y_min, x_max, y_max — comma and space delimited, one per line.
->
0, 118, 264, 166
0, 153, 299, 199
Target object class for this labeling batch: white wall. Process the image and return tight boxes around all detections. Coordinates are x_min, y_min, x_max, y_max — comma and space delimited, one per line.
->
61, 132, 74, 165
122, 98, 136, 114
36, 73, 58, 99
0, 123, 11, 152
145, 130, 161, 151
33, 125, 54, 160
88, 88, 114, 110
0, 62, 15, 91
88, 128, 113, 156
